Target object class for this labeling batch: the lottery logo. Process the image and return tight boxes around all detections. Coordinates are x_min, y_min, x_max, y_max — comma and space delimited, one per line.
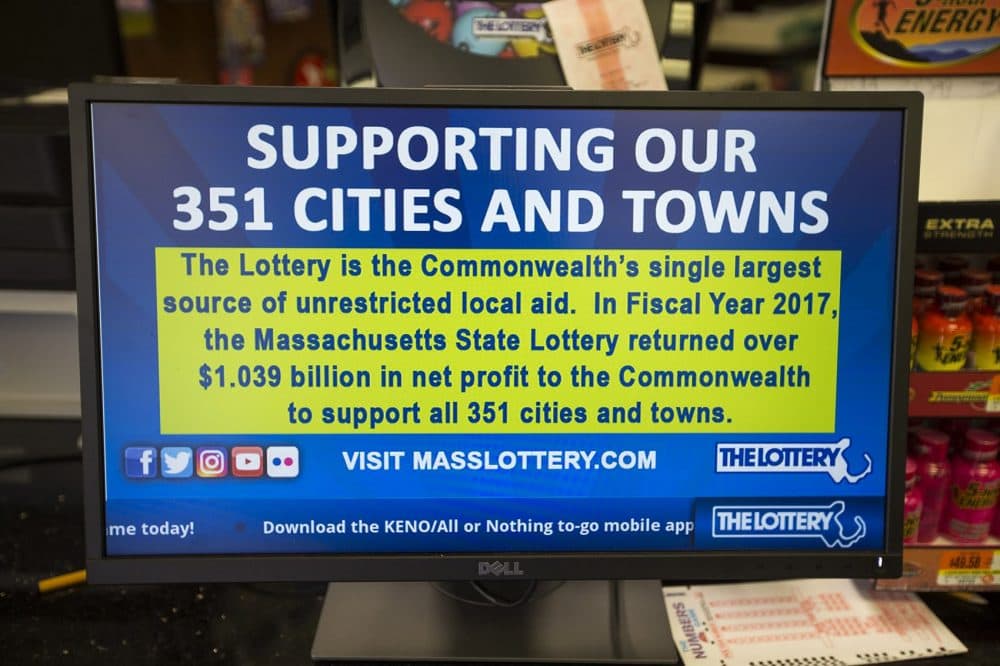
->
715, 438, 873, 484
711, 500, 867, 549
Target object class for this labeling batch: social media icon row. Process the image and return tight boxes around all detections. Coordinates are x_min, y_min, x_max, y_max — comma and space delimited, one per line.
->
124, 446, 298, 479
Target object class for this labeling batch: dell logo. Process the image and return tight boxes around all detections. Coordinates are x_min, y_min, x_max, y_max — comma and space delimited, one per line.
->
478, 560, 525, 576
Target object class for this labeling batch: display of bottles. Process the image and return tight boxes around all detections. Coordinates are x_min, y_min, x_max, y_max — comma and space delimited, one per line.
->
937, 255, 970, 285
915, 286, 972, 371
943, 429, 1000, 544
903, 457, 923, 545
912, 269, 943, 317
972, 285, 1000, 370
905, 255, 1000, 554
912, 429, 951, 543
904, 254, 1000, 548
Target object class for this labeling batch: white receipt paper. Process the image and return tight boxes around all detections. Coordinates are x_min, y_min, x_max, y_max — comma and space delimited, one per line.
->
663, 579, 966, 665
542, 0, 668, 91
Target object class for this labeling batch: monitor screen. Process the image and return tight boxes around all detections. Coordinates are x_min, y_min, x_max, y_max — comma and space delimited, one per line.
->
71, 86, 919, 583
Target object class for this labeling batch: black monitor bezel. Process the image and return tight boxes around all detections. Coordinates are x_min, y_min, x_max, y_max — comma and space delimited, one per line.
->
70, 83, 921, 584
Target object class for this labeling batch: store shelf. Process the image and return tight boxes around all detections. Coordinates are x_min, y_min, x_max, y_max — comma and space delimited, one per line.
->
0, 288, 75, 315
0, 289, 80, 418
876, 540, 1000, 591
908, 372, 1000, 418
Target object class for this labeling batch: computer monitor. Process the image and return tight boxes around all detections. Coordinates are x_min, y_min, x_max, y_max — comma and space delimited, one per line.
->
70, 84, 921, 663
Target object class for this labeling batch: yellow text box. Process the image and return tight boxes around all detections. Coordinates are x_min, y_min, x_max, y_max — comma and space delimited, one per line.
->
156, 248, 841, 434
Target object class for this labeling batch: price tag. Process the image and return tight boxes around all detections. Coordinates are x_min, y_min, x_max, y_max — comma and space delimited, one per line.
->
986, 375, 1000, 413
936, 549, 1000, 587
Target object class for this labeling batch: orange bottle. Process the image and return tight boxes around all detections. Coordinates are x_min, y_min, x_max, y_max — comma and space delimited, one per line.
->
972, 285, 1000, 371
915, 286, 971, 371
912, 269, 943, 317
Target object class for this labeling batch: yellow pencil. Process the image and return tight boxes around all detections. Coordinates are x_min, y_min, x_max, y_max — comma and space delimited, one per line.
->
37, 569, 87, 594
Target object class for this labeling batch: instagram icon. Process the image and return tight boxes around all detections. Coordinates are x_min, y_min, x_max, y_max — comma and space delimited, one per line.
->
196, 447, 228, 478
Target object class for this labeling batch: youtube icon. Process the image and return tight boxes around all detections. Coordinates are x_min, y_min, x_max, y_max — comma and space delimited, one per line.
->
231, 446, 264, 478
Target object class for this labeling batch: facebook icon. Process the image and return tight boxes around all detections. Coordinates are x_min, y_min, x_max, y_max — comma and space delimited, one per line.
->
124, 447, 158, 479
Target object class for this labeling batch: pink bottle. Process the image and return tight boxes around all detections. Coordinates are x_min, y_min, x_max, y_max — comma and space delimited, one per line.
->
903, 457, 923, 545
943, 429, 1000, 543
913, 429, 951, 543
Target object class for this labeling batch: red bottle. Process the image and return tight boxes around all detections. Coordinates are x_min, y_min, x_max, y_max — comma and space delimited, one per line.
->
915, 286, 972, 371
912, 429, 951, 542
903, 457, 923, 545
972, 285, 1000, 370
912, 269, 943, 317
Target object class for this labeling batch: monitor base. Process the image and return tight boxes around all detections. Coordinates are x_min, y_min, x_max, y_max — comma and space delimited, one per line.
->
311, 579, 678, 663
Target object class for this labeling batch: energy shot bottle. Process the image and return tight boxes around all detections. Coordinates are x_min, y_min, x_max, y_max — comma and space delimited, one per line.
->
915, 286, 971, 371
912, 429, 951, 542
944, 429, 1000, 543
972, 285, 1000, 370
903, 457, 923, 545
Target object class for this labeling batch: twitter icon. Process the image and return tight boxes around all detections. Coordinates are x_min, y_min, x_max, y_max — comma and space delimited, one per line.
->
161, 447, 194, 478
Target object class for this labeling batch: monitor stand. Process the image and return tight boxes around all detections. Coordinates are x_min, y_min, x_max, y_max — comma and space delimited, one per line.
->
311, 579, 678, 663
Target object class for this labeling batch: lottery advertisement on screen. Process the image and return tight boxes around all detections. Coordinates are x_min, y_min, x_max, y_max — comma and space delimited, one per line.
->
86, 99, 907, 557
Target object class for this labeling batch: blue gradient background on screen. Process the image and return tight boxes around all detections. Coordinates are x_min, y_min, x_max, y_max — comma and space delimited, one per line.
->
91, 103, 903, 554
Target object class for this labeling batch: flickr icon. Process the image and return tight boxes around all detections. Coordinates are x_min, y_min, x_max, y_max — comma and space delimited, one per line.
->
266, 446, 299, 478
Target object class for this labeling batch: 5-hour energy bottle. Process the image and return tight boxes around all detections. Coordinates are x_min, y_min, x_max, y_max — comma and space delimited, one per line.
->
944, 429, 1000, 543
972, 285, 1000, 370
912, 429, 951, 542
903, 457, 923, 545
915, 286, 971, 371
